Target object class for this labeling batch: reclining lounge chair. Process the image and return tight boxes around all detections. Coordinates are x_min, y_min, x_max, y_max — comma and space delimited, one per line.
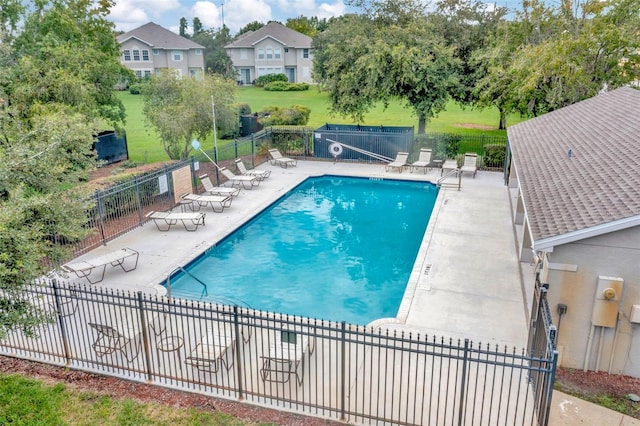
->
268, 149, 297, 168
199, 174, 240, 197
234, 159, 271, 180
260, 329, 315, 385
220, 167, 260, 190
410, 148, 433, 174
146, 211, 206, 232
385, 152, 409, 173
460, 152, 478, 178
62, 248, 139, 284
180, 193, 232, 213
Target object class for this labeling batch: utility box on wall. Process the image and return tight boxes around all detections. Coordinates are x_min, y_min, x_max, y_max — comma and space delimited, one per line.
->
591, 276, 624, 327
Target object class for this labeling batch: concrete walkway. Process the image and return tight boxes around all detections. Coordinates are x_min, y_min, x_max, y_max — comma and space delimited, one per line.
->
60, 160, 638, 425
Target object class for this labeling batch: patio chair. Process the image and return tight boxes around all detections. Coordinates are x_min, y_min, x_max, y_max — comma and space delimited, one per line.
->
268, 148, 297, 168
220, 167, 260, 190
145, 211, 206, 232
88, 322, 140, 362
185, 325, 237, 373
180, 193, 232, 213
260, 329, 315, 385
410, 148, 433, 174
460, 152, 478, 178
61, 248, 139, 284
441, 159, 459, 176
199, 174, 241, 197
234, 159, 271, 180
385, 152, 409, 173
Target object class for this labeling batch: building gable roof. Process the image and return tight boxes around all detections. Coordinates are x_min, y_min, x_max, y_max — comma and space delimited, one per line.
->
116, 22, 204, 50
225, 22, 312, 49
508, 86, 640, 249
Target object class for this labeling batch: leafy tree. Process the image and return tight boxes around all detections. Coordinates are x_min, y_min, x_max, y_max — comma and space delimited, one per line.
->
0, 0, 126, 337
313, 3, 458, 133
192, 26, 234, 78
193, 17, 203, 35
179, 17, 188, 37
141, 72, 237, 160
286, 16, 331, 36
236, 21, 264, 36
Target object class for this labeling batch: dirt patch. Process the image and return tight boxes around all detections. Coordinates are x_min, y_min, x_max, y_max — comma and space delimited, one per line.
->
0, 355, 340, 425
555, 367, 640, 419
453, 123, 496, 131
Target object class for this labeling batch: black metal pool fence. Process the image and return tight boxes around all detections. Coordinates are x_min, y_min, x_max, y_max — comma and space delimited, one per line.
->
67, 128, 506, 256
1, 280, 557, 425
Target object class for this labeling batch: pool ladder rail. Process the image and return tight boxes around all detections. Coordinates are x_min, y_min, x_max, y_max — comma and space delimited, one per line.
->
437, 168, 462, 191
165, 266, 252, 308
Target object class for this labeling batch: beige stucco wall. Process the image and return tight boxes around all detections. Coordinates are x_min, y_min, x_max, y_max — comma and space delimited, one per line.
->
119, 39, 203, 77
542, 225, 640, 377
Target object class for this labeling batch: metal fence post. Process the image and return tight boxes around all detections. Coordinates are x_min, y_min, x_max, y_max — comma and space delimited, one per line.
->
134, 175, 144, 226
136, 292, 153, 382
340, 321, 347, 421
234, 139, 238, 160
96, 189, 107, 245
233, 305, 245, 400
457, 338, 470, 426
51, 280, 72, 364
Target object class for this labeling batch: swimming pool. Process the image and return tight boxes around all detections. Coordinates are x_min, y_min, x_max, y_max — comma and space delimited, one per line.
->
167, 175, 438, 325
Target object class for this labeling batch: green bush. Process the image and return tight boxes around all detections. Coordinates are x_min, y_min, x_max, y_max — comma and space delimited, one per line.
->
483, 143, 506, 168
237, 103, 251, 115
264, 82, 310, 91
254, 73, 288, 87
128, 84, 142, 95
259, 105, 310, 126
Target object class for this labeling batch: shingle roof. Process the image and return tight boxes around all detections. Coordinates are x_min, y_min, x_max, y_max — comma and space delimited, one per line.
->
225, 22, 312, 49
508, 86, 640, 247
116, 22, 204, 50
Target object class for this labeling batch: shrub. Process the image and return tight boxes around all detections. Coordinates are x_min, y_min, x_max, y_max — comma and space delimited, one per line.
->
258, 105, 310, 126
483, 144, 506, 168
254, 73, 288, 87
237, 103, 251, 115
128, 84, 142, 95
264, 82, 309, 91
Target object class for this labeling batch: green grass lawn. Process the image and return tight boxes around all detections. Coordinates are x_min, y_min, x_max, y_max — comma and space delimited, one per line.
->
116, 87, 524, 163
0, 373, 262, 425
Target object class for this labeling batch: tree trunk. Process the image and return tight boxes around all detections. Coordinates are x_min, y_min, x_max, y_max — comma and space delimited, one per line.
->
498, 108, 507, 130
417, 114, 427, 134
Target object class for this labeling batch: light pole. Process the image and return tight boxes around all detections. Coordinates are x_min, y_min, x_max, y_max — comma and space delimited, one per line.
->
211, 95, 218, 162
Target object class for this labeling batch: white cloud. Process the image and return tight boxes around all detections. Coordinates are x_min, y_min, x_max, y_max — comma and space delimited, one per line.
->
275, 0, 347, 20
111, 0, 182, 32
192, 1, 222, 29
223, 0, 272, 33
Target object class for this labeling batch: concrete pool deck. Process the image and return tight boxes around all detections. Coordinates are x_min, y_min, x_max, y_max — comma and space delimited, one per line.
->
58, 160, 637, 425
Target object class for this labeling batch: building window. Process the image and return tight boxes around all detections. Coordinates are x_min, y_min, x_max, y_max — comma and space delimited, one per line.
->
266, 47, 273, 59
172, 50, 182, 61
144, 70, 151, 78
303, 48, 309, 59
142, 50, 150, 61
274, 48, 281, 59
284, 48, 289, 53
135, 70, 142, 78
133, 49, 140, 61
123, 50, 131, 61
195, 49, 202, 55
257, 48, 265, 60
153, 49, 159, 55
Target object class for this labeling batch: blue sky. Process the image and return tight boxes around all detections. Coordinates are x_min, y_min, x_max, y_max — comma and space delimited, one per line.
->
108, 0, 356, 35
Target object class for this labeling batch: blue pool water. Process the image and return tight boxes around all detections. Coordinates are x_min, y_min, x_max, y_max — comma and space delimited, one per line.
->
168, 176, 438, 325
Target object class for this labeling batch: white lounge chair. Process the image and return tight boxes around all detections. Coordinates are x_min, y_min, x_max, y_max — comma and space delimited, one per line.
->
234, 159, 271, 180
268, 148, 297, 168
180, 193, 232, 213
410, 148, 433, 174
62, 248, 139, 284
220, 167, 260, 190
441, 159, 459, 176
460, 152, 478, 178
145, 211, 205, 232
185, 322, 250, 373
260, 329, 315, 385
385, 152, 409, 173
88, 322, 140, 362
199, 174, 240, 197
